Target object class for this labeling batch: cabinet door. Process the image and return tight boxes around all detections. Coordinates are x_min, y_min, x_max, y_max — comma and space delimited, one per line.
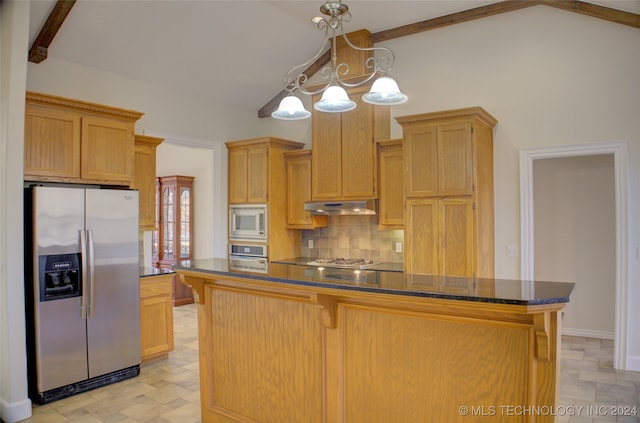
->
404, 199, 439, 275
228, 148, 249, 203
178, 185, 192, 260
403, 123, 438, 197
140, 275, 174, 363
438, 122, 473, 196
286, 153, 312, 227
24, 104, 81, 178
81, 116, 134, 182
312, 101, 342, 200
285, 152, 328, 229
439, 198, 474, 277
133, 142, 157, 230
341, 90, 375, 198
247, 147, 268, 203
378, 141, 404, 229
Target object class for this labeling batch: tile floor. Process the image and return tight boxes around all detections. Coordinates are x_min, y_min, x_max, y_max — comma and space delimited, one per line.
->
21, 305, 640, 422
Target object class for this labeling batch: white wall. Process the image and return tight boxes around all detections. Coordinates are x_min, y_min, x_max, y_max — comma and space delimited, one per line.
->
378, 5, 640, 368
155, 141, 227, 259
1, 2, 31, 422
2, 5, 637, 418
533, 155, 616, 338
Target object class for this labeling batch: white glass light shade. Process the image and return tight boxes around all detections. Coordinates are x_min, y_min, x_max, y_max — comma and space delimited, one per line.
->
271, 94, 311, 120
313, 85, 357, 113
362, 76, 408, 105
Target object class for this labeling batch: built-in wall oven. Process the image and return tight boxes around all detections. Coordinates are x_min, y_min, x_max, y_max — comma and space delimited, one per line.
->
229, 243, 268, 273
229, 204, 267, 241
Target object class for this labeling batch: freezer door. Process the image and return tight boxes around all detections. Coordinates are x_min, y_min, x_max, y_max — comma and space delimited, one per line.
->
85, 189, 141, 378
32, 186, 89, 391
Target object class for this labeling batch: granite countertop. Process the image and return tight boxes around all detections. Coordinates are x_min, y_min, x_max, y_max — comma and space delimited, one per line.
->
139, 267, 175, 278
173, 258, 574, 306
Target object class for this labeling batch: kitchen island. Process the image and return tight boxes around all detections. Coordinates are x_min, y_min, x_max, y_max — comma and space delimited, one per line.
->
174, 258, 574, 423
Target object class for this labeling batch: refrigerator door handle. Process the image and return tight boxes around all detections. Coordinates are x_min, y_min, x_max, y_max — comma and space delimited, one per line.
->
80, 230, 89, 319
87, 229, 96, 318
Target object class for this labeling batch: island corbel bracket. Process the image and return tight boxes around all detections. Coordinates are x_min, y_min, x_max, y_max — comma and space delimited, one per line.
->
533, 312, 552, 362
310, 293, 337, 329
179, 274, 205, 305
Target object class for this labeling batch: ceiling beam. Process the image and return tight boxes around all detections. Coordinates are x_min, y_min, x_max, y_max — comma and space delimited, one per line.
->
538, 0, 640, 28
371, 0, 540, 43
29, 0, 77, 63
259, 0, 639, 118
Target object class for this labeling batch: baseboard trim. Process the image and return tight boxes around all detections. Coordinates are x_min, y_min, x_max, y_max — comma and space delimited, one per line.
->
0, 397, 32, 423
562, 328, 615, 340
626, 355, 640, 372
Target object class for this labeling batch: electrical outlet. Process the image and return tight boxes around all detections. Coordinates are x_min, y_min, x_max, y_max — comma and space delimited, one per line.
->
395, 242, 403, 253
308, 239, 314, 249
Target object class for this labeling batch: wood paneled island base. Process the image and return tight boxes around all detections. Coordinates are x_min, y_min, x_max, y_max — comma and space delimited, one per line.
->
174, 260, 573, 423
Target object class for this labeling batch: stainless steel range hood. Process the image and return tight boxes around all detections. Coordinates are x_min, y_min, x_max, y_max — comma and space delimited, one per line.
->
304, 199, 377, 215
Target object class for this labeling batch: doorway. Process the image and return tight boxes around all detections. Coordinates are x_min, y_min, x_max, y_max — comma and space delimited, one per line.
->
519, 142, 629, 370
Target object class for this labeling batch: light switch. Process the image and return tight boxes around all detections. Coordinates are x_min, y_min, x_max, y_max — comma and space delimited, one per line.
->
506, 245, 519, 257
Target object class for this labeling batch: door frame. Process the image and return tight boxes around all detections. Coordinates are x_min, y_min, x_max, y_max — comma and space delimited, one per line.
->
519, 141, 629, 369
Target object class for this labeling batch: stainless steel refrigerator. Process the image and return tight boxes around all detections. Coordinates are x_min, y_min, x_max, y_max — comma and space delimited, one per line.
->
24, 185, 141, 404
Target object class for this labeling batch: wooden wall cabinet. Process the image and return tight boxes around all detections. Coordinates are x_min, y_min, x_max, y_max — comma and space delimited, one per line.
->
377, 139, 404, 229
157, 175, 195, 306
284, 150, 328, 230
132, 134, 163, 231
140, 273, 174, 363
228, 145, 268, 204
311, 85, 390, 200
226, 137, 305, 261
24, 91, 143, 185
403, 120, 474, 197
397, 107, 497, 278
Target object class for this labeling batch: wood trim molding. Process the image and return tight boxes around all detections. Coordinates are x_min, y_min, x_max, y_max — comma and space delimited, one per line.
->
26, 91, 144, 121
519, 141, 630, 369
29, 0, 77, 63
258, 0, 639, 117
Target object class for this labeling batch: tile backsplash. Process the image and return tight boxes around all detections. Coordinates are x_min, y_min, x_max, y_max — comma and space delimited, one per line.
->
301, 215, 404, 263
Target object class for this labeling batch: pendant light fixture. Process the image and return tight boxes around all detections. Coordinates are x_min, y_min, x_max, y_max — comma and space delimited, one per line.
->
271, 0, 407, 120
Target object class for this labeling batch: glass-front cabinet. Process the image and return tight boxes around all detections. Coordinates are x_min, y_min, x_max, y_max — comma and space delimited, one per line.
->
155, 175, 195, 306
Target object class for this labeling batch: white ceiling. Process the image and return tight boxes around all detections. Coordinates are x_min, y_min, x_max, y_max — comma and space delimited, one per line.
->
28, 0, 640, 113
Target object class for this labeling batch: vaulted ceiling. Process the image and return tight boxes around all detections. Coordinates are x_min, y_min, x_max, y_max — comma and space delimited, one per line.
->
28, 1, 640, 117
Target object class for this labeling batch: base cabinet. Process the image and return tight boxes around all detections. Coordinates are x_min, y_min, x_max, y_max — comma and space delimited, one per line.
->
140, 274, 174, 363
179, 272, 564, 423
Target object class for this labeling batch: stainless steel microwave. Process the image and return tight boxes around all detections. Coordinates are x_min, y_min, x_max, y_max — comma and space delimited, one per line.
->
229, 204, 267, 241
